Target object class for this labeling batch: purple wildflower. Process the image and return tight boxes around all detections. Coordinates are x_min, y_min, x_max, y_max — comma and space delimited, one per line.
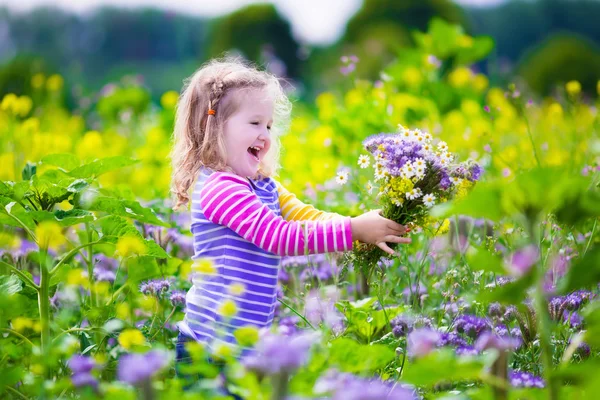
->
68, 355, 98, 389
169, 290, 186, 307
117, 350, 169, 385
507, 245, 539, 276
407, 328, 441, 357
453, 314, 491, 339
139, 279, 171, 297
243, 331, 320, 375
391, 315, 414, 338
314, 369, 416, 400
475, 332, 521, 352
509, 371, 545, 388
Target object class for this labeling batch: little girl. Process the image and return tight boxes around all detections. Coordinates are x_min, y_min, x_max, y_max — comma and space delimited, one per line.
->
170, 57, 410, 383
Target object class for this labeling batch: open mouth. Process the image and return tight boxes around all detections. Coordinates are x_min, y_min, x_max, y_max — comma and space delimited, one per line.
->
247, 146, 260, 162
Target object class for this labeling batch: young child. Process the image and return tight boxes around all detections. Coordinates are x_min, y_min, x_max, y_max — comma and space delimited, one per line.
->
170, 58, 410, 373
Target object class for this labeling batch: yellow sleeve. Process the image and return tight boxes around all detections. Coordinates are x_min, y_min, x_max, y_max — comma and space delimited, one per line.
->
276, 181, 342, 222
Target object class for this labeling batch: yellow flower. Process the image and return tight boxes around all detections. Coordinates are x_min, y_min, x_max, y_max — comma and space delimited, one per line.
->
35, 221, 65, 249
116, 235, 146, 257
192, 258, 216, 275
1, 93, 17, 112
14, 96, 33, 117
218, 299, 237, 318
212, 343, 234, 360
118, 329, 146, 350
93, 281, 110, 297
12, 317, 33, 332
448, 67, 473, 88
234, 326, 259, 347
30, 364, 45, 375
76, 131, 104, 160
31, 73, 45, 89
435, 219, 451, 235
116, 303, 130, 320
67, 269, 89, 288
566, 80, 581, 97
46, 74, 64, 91
316, 92, 336, 121
21, 117, 40, 134
473, 74, 489, 93
228, 283, 246, 296
160, 90, 179, 109
402, 67, 422, 87
458, 35, 474, 48
0, 232, 21, 249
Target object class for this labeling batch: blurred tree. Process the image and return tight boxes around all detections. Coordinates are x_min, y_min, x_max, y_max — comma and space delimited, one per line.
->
517, 33, 600, 96
0, 54, 50, 98
305, 0, 467, 85
206, 4, 300, 79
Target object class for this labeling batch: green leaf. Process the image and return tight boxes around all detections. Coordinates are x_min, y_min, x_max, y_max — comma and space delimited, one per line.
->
0, 196, 36, 231
557, 246, 600, 294
21, 162, 37, 180
29, 209, 95, 227
402, 349, 487, 387
41, 153, 81, 171
431, 182, 504, 222
428, 18, 462, 58
126, 256, 161, 283
94, 215, 168, 259
328, 338, 395, 373
555, 189, 600, 227
467, 248, 505, 274
581, 301, 600, 347
455, 36, 494, 64
0, 274, 23, 295
86, 196, 168, 227
68, 156, 138, 179
50, 264, 74, 287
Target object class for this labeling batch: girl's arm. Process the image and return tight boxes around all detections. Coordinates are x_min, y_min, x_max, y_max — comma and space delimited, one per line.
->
199, 172, 353, 256
276, 182, 341, 222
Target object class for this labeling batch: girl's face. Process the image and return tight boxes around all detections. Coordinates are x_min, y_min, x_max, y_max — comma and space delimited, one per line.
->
222, 89, 274, 178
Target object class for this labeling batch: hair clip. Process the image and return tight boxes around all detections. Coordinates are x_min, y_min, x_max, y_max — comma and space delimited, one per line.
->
207, 109, 216, 115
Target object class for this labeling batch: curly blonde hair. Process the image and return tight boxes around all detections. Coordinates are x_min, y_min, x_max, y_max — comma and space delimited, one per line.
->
170, 57, 292, 209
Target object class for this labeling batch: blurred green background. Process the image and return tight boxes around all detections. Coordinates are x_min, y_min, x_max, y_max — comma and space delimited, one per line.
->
2, 0, 600, 106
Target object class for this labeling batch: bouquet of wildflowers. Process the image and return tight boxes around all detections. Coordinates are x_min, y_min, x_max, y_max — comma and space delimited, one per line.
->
348, 124, 483, 272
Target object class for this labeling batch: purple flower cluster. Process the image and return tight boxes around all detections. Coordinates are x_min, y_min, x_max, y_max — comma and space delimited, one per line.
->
390, 315, 414, 338
314, 369, 416, 400
169, 290, 186, 308
279, 254, 338, 284
548, 290, 594, 326
93, 253, 119, 283
243, 331, 320, 375
117, 350, 169, 385
509, 371, 545, 388
407, 328, 441, 357
453, 314, 492, 339
68, 355, 99, 389
139, 279, 171, 296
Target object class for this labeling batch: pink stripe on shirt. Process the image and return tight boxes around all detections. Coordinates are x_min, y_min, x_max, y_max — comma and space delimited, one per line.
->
199, 172, 353, 256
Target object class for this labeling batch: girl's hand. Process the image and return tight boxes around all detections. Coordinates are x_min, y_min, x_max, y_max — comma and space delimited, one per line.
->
350, 209, 411, 255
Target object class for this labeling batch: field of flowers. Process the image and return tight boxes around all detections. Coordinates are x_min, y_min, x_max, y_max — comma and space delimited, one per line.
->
1, 19, 599, 399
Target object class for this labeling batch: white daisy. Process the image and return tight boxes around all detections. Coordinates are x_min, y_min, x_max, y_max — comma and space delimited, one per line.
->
393, 198, 404, 207
401, 164, 415, 179
397, 124, 407, 134
423, 193, 436, 207
374, 168, 386, 181
413, 158, 426, 168
366, 181, 374, 194
450, 176, 463, 185
357, 155, 370, 169
335, 171, 349, 185
406, 188, 423, 200
423, 132, 433, 142
437, 140, 449, 152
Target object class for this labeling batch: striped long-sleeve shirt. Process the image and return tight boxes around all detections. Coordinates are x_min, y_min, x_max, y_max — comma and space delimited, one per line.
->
178, 169, 352, 353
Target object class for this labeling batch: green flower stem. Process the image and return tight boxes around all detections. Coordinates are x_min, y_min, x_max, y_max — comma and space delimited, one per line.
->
271, 372, 290, 400
583, 219, 597, 256
38, 248, 51, 357
0, 328, 35, 347
0, 260, 39, 289
5, 386, 29, 400
49, 239, 104, 275
277, 298, 316, 331
526, 217, 558, 400
150, 306, 177, 342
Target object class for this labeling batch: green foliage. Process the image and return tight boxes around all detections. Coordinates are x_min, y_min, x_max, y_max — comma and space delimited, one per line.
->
207, 4, 300, 78
518, 34, 600, 96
